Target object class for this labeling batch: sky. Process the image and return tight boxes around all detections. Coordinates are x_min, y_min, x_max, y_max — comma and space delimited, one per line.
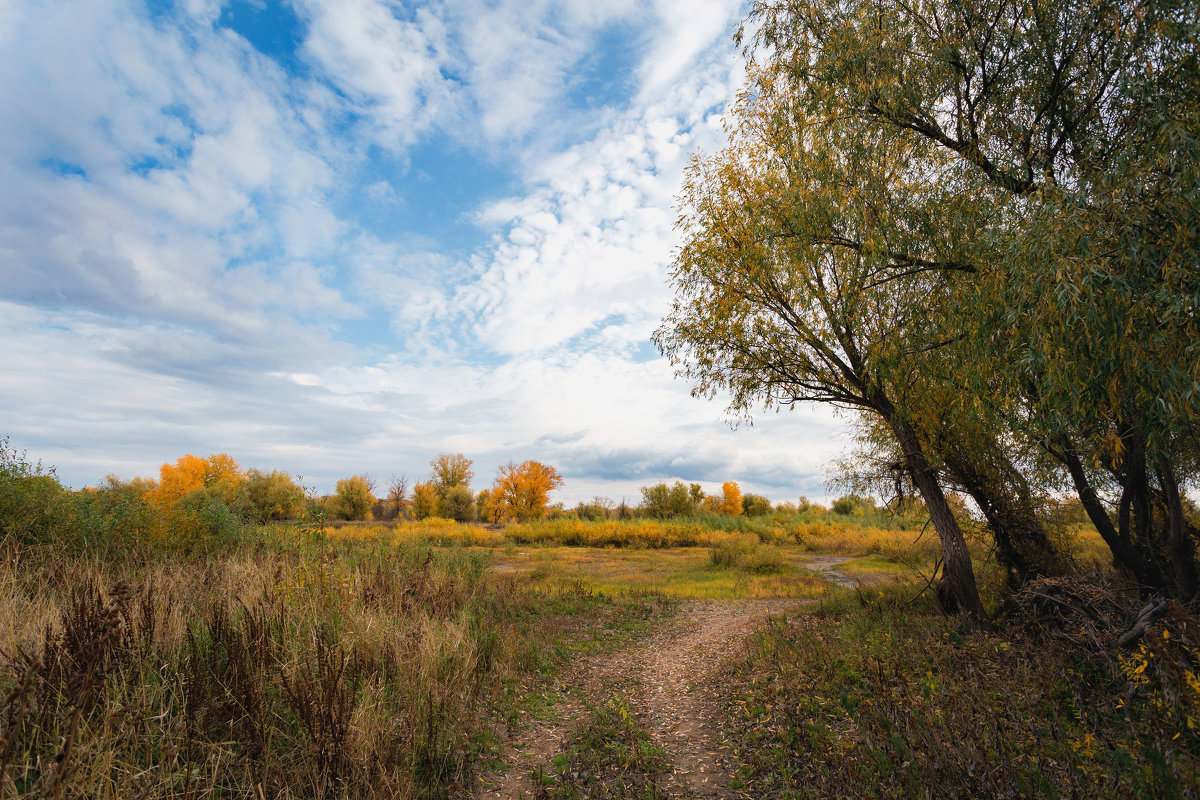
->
0, 0, 845, 505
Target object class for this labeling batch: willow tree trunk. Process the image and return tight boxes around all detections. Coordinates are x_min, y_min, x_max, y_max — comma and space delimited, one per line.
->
1054, 441, 1165, 591
889, 419, 991, 632
1158, 455, 1199, 603
941, 448, 1070, 587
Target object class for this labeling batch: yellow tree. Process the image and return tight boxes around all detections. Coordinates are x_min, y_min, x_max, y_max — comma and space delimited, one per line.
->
411, 482, 439, 520
203, 453, 245, 487
491, 461, 563, 522
429, 453, 473, 501
332, 475, 374, 521
150, 453, 245, 507
719, 482, 742, 517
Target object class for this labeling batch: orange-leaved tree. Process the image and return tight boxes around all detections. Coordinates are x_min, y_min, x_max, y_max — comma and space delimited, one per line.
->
149, 453, 245, 507
720, 481, 742, 516
477, 489, 502, 523
490, 461, 563, 522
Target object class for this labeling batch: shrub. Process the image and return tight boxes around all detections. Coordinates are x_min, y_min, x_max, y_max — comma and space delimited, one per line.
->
245, 469, 305, 522
332, 475, 375, 521
0, 437, 79, 545
575, 501, 610, 521
639, 481, 700, 518
168, 487, 251, 548
742, 493, 772, 517
709, 537, 757, 568
709, 536, 787, 573
75, 476, 158, 549
832, 495, 859, 515
441, 484, 476, 522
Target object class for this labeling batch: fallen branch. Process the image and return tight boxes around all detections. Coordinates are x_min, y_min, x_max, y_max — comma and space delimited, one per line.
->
1116, 598, 1170, 649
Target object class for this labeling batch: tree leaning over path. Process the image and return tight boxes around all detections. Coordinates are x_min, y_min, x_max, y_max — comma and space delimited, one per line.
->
660, 0, 1200, 623
656, 91, 992, 628
742, 0, 1200, 600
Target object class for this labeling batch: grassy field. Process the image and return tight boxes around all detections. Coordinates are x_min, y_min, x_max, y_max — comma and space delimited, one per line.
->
722, 583, 1200, 798
0, 479, 1190, 799
0, 530, 674, 799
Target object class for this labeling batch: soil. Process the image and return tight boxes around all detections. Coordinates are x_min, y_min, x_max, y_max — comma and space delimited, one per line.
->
799, 554, 860, 588
476, 598, 812, 799
474, 555, 876, 799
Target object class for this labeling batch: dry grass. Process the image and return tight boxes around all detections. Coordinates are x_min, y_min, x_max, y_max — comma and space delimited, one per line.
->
2, 454, 1137, 799
0, 534, 656, 799
328, 518, 505, 548
323, 511, 948, 561
723, 581, 1200, 799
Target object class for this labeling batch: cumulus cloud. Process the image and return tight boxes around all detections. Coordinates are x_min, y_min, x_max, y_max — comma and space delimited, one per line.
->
1, 0, 851, 503
0, 0, 354, 342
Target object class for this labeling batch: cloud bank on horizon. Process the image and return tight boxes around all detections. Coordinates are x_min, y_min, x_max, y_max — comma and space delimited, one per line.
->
0, 0, 845, 503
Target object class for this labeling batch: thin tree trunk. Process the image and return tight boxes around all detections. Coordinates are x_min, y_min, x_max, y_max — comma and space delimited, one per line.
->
943, 448, 1069, 586
1157, 455, 1198, 603
889, 418, 991, 632
1053, 440, 1164, 591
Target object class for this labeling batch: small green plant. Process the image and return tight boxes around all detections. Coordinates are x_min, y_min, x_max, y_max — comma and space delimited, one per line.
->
543, 695, 669, 798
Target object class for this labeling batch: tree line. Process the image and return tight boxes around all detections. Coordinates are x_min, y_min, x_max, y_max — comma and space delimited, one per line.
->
656, 0, 1200, 628
1, 436, 838, 542
111, 451, 568, 527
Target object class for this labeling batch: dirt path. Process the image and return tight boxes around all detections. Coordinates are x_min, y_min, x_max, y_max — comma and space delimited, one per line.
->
475, 556, 878, 798
635, 599, 804, 797
800, 554, 860, 588
477, 598, 808, 799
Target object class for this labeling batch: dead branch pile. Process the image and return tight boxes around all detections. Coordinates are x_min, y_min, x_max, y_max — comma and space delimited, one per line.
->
1003, 574, 1144, 651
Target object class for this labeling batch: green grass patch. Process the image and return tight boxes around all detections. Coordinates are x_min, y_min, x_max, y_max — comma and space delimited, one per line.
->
537, 694, 669, 799
491, 545, 834, 600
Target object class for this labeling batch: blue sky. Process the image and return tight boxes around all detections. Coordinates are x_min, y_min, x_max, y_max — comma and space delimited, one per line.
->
0, 0, 842, 503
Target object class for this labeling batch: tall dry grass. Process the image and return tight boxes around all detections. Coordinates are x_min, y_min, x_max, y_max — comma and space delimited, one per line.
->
0, 532, 632, 799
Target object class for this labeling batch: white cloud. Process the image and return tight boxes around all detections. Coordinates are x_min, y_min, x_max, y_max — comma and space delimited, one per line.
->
293, 0, 459, 149
639, 0, 745, 100
271, 345, 845, 503
457, 29, 743, 357
0, 0, 377, 384
0, 0, 851, 504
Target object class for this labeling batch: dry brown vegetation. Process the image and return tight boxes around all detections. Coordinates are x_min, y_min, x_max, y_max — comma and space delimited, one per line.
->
0, 531, 663, 799
3, 439, 1197, 799
722, 579, 1200, 798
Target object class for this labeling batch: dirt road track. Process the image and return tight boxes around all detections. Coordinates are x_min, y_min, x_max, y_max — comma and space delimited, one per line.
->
477, 598, 808, 799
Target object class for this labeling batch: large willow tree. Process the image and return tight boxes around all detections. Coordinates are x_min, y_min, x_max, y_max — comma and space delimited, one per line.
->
657, 87, 996, 628
661, 0, 1200, 609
